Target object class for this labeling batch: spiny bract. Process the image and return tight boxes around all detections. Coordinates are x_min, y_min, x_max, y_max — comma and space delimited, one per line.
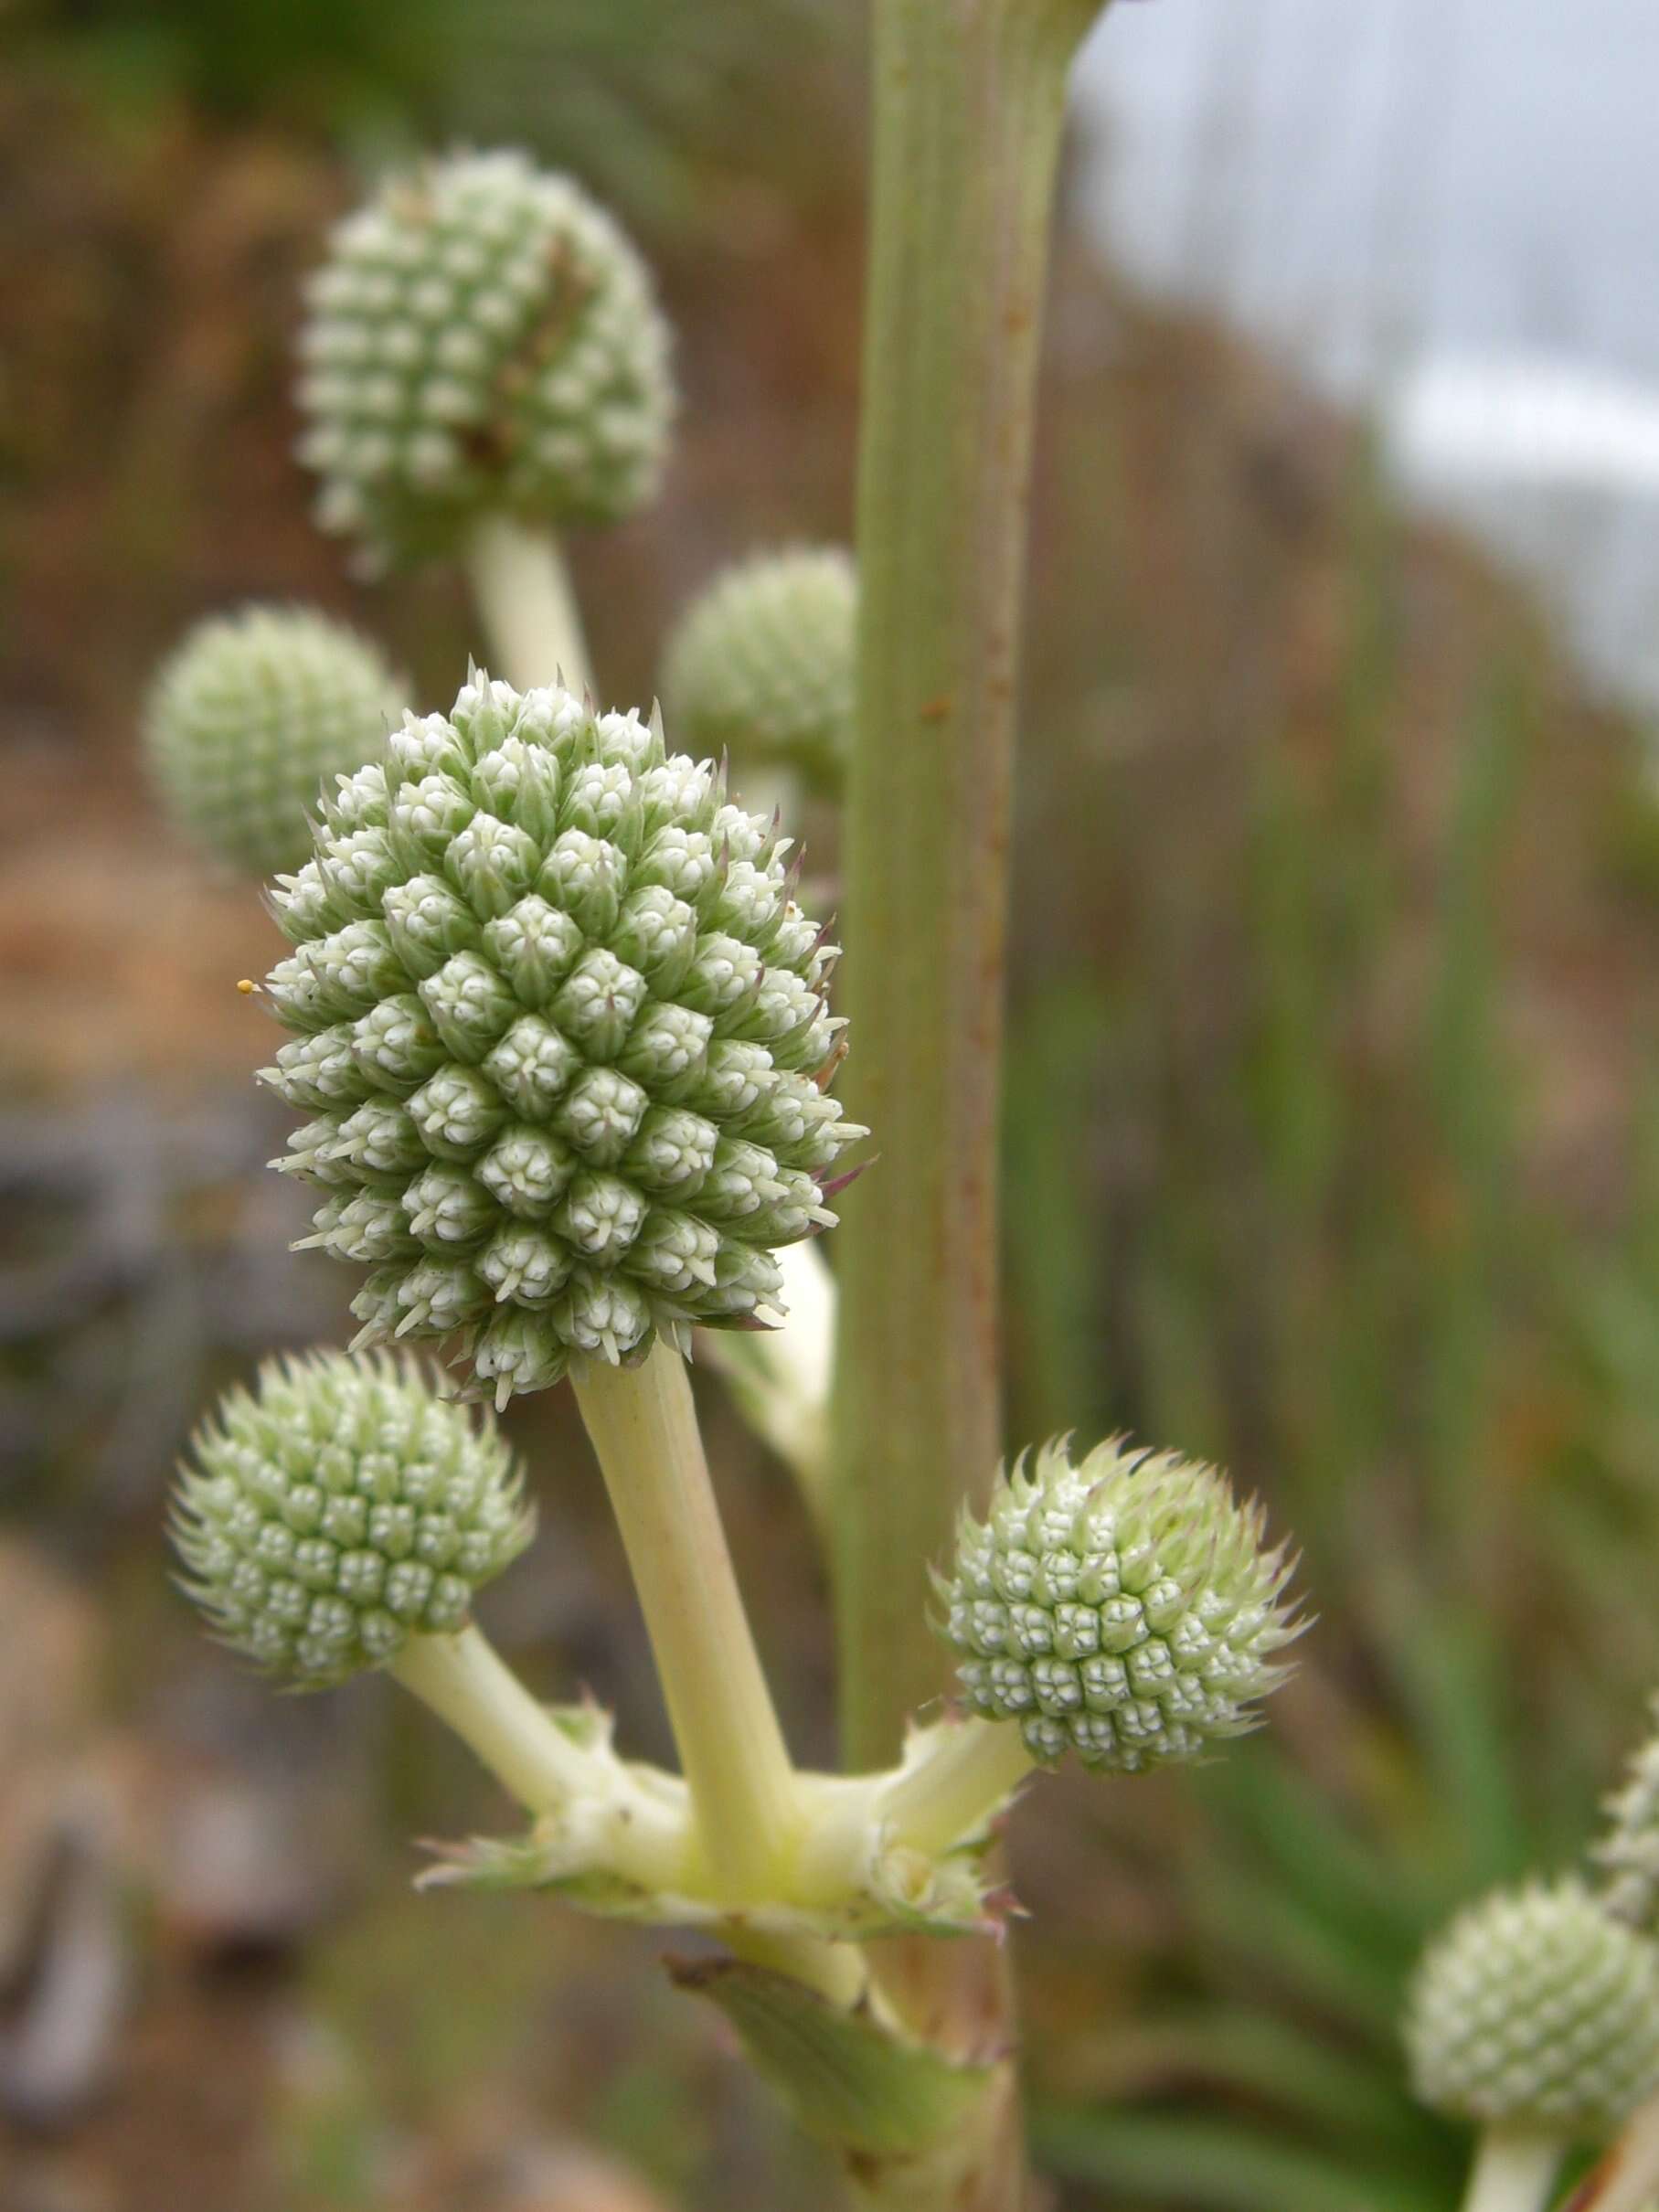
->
662, 546, 856, 796
171, 1351, 531, 1687
296, 149, 675, 568
1594, 1691, 1659, 1932
1404, 1877, 1659, 2134
938, 1437, 1299, 1772
145, 606, 403, 877
260, 673, 865, 1405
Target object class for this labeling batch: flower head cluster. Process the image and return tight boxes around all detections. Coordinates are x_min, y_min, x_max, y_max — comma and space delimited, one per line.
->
297, 150, 675, 568
172, 1351, 531, 1687
937, 1437, 1299, 1772
663, 547, 856, 797
144, 607, 402, 877
261, 673, 864, 1404
1404, 1877, 1659, 2134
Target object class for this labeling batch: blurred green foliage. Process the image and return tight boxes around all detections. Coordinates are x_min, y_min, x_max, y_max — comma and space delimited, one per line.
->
1006, 422, 1659, 2205
15, 0, 852, 229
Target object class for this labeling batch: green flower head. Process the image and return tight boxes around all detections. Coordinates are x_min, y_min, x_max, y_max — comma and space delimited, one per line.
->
172, 1350, 532, 1688
938, 1436, 1300, 1773
260, 674, 865, 1405
662, 547, 856, 797
297, 149, 675, 569
144, 606, 402, 877
1405, 1877, 1659, 2135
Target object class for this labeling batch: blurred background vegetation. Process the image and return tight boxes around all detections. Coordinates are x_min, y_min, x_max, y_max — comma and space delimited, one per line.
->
5, 3, 1659, 2208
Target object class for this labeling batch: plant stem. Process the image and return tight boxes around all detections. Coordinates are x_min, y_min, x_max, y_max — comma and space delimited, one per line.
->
829, 0, 1104, 2196
1461, 2129, 1566, 2212
571, 1345, 865, 2006
464, 513, 593, 694
879, 1718, 1033, 1856
572, 1345, 797, 1892
833, 0, 1106, 1771
390, 1624, 696, 1894
390, 1622, 604, 1812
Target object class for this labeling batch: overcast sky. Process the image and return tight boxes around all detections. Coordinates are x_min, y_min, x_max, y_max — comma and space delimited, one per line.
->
1074, 0, 1659, 390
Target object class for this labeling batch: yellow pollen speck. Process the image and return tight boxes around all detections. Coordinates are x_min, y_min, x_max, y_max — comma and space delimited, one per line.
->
236, 978, 256, 995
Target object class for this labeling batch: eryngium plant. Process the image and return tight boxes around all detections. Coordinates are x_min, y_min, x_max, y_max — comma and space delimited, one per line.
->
151, 0, 1338, 2193
297, 149, 674, 569
144, 606, 403, 876
261, 674, 863, 1405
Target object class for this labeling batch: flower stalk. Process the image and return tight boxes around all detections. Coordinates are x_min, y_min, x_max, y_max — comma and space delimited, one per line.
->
571, 1345, 798, 1897
572, 1345, 865, 2005
1460, 2129, 1566, 2212
464, 514, 594, 696
390, 1622, 599, 1813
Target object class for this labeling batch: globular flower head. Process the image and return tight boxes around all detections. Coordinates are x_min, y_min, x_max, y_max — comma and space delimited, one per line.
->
297, 149, 675, 569
937, 1437, 1300, 1773
260, 673, 865, 1405
171, 1350, 532, 1688
662, 547, 856, 797
145, 606, 403, 877
1404, 1877, 1659, 2135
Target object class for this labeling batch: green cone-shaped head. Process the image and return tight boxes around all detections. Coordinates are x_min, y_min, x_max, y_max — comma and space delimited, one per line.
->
145, 606, 402, 877
172, 1350, 531, 1688
1405, 1877, 1659, 2134
938, 1437, 1300, 1773
663, 547, 856, 796
296, 149, 675, 569
260, 674, 865, 1404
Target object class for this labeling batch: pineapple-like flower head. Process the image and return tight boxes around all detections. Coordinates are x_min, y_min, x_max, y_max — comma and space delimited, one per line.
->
261, 673, 866, 1406
662, 546, 856, 797
296, 148, 675, 569
172, 1350, 532, 1688
1594, 1690, 1659, 1933
937, 1436, 1301, 1773
145, 606, 403, 877
1404, 1877, 1659, 2136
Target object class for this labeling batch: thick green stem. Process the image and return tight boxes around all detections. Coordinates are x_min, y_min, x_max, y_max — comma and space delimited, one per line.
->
833, 0, 1104, 1771
1460, 2129, 1564, 2212
572, 1345, 864, 2005
464, 513, 593, 694
828, 1, 1103, 2198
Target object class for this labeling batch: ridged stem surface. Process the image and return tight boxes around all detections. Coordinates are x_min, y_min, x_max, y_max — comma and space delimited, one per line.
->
831, 1, 1105, 2201
833, 0, 1101, 1768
